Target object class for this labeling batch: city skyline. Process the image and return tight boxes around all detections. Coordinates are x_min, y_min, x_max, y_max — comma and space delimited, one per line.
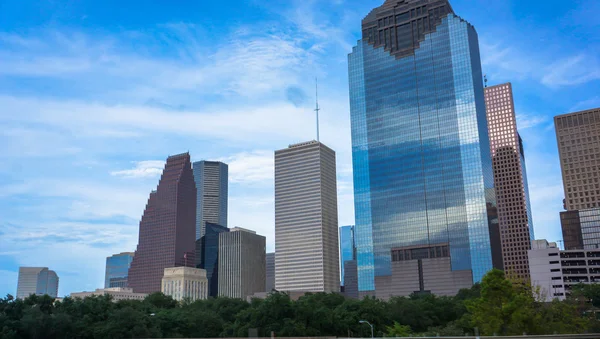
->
1, 0, 599, 297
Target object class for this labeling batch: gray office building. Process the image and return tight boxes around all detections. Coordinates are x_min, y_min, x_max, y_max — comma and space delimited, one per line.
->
193, 161, 228, 239
274, 141, 340, 292
218, 228, 266, 299
17, 267, 59, 299
266, 252, 275, 292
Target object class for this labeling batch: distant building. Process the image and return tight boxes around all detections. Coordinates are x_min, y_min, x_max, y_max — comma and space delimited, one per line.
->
161, 267, 208, 302
555, 108, 600, 250
17, 267, 59, 299
339, 226, 355, 287
528, 239, 600, 302
275, 141, 339, 293
343, 260, 359, 299
128, 153, 197, 294
70, 288, 147, 302
266, 252, 275, 292
218, 228, 266, 299
193, 161, 228, 239
196, 222, 229, 296
105, 252, 134, 288
484, 83, 534, 280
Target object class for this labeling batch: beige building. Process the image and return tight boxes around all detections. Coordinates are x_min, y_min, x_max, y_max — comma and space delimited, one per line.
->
17, 267, 59, 299
70, 287, 147, 301
484, 83, 534, 280
218, 227, 266, 299
555, 108, 600, 211
274, 141, 339, 293
161, 267, 208, 302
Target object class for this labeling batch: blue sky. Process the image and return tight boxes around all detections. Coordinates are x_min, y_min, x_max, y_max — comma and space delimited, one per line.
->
0, 0, 598, 297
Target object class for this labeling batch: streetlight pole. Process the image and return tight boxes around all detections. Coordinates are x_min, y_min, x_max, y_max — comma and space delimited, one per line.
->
359, 320, 374, 338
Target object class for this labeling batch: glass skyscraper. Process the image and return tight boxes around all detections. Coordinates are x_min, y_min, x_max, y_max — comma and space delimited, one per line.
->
193, 161, 228, 240
339, 225, 355, 286
197, 222, 229, 297
348, 0, 497, 293
105, 252, 134, 288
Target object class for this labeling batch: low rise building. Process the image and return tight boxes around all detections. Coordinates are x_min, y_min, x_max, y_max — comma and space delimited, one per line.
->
70, 288, 147, 301
161, 267, 208, 302
529, 239, 600, 301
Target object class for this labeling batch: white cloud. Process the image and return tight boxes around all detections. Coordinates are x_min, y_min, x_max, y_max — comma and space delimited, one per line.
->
541, 54, 600, 87
219, 150, 274, 184
111, 160, 166, 178
516, 113, 547, 130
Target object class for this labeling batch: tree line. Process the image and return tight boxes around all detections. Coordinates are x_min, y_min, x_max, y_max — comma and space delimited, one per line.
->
1, 269, 600, 338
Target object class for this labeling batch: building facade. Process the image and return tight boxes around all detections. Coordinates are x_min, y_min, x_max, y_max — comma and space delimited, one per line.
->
71, 288, 147, 302
376, 244, 472, 299
348, 0, 497, 294
555, 108, 600, 249
161, 267, 208, 302
339, 225, 356, 287
484, 83, 534, 280
275, 141, 340, 292
105, 252, 134, 288
193, 161, 228, 239
128, 153, 197, 294
266, 252, 275, 292
218, 228, 266, 299
343, 260, 359, 299
529, 239, 600, 302
17, 267, 59, 299
196, 222, 229, 296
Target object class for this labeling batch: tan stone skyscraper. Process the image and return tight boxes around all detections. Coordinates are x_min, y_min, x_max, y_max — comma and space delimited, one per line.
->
274, 141, 339, 292
485, 83, 534, 280
555, 108, 600, 249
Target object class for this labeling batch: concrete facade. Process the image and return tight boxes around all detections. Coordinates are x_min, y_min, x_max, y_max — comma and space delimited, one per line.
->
17, 267, 59, 299
161, 267, 208, 302
555, 108, 600, 211
529, 239, 600, 302
218, 228, 266, 299
266, 252, 275, 292
275, 141, 340, 293
71, 288, 147, 301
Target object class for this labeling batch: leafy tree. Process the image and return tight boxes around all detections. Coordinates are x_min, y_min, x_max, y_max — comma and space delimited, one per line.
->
386, 321, 411, 337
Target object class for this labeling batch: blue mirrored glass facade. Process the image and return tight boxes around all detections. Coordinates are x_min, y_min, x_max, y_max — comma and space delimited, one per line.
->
193, 161, 228, 240
105, 252, 134, 288
197, 222, 229, 297
349, 5, 496, 292
339, 225, 356, 286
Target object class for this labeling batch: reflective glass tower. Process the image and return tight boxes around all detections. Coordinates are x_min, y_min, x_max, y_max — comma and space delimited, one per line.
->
105, 252, 134, 288
339, 225, 355, 286
196, 222, 229, 297
348, 0, 496, 293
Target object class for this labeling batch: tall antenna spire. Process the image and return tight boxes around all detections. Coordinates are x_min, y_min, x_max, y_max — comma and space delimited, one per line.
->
315, 77, 320, 142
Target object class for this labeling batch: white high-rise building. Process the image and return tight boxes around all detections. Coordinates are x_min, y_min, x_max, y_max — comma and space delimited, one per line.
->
274, 141, 340, 292
16, 267, 59, 299
161, 267, 208, 302
70, 288, 147, 301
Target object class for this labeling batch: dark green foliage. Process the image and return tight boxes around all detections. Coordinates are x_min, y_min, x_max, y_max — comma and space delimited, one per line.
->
0, 272, 597, 339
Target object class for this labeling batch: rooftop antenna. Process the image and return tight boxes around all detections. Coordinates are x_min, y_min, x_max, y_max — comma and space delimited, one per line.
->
315, 77, 320, 142
484, 74, 488, 88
